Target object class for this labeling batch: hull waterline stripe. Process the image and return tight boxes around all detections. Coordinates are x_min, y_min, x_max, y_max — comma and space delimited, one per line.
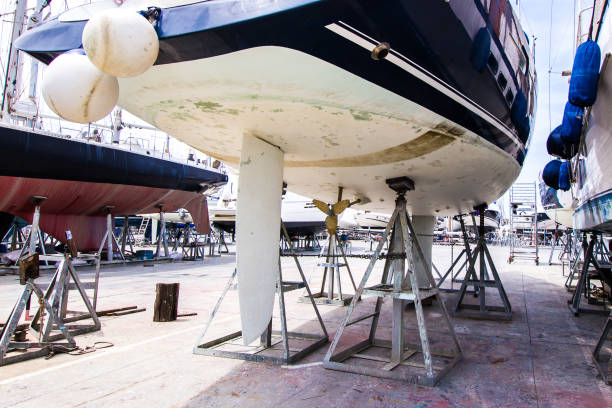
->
335, 21, 513, 134
325, 22, 521, 147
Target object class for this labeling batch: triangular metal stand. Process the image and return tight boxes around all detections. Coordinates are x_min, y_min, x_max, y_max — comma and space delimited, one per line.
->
565, 232, 586, 291
592, 310, 612, 385
193, 221, 328, 364
17, 196, 49, 266
300, 232, 358, 306
97, 206, 125, 263
452, 206, 512, 321
0, 276, 76, 366
118, 216, 135, 257
548, 226, 567, 265
154, 205, 169, 259
436, 215, 478, 293
323, 177, 462, 386
30, 253, 102, 340
568, 233, 612, 316
560, 229, 577, 274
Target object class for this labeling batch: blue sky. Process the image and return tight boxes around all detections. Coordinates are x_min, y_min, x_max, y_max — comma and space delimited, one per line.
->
515, 0, 578, 183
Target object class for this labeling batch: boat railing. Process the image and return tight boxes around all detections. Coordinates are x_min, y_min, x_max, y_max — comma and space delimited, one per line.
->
2, 112, 227, 174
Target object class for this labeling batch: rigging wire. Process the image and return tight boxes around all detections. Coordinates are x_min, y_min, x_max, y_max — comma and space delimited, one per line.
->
573, 0, 577, 57
548, 0, 554, 135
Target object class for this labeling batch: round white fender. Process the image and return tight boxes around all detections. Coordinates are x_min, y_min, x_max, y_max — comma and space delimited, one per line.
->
82, 9, 159, 78
42, 51, 119, 123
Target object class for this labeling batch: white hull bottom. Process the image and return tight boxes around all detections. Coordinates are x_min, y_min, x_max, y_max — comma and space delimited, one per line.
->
545, 209, 574, 230
451, 217, 499, 232
118, 46, 521, 216
355, 212, 391, 229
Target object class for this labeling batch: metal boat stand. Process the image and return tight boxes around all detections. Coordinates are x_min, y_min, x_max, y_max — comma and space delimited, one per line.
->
560, 229, 577, 276
193, 221, 328, 364
436, 214, 478, 294
97, 206, 126, 263
323, 177, 462, 386
119, 215, 135, 256
565, 232, 586, 290
0, 256, 76, 366
7, 218, 27, 251
559, 229, 580, 283
592, 310, 612, 385
299, 231, 358, 306
301, 187, 358, 306
452, 204, 512, 321
154, 204, 169, 259
30, 252, 101, 340
548, 225, 567, 265
17, 196, 49, 266
568, 233, 612, 316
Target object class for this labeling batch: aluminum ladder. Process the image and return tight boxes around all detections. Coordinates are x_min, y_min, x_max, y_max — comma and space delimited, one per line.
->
508, 182, 539, 264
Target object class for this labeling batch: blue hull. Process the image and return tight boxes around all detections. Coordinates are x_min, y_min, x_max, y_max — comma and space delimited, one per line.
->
0, 124, 227, 193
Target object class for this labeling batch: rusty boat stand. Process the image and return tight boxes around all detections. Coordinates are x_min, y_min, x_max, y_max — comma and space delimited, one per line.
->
193, 220, 328, 364
323, 177, 462, 386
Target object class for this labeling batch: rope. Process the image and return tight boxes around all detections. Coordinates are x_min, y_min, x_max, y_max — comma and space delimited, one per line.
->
44, 341, 114, 359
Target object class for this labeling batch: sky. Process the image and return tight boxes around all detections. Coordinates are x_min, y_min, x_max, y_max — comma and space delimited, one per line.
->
514, 0, 578, 183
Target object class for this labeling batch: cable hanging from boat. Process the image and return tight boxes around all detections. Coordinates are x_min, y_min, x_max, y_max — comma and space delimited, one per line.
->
548, 0, 555, 134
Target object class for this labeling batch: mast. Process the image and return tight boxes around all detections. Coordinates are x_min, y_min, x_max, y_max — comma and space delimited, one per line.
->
26, 0, 47, 103
1, 0, 27, 116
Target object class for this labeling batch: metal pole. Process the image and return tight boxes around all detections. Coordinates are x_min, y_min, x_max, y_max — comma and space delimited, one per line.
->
121, 216, 129, 255
390, 200, 406, 367
106, 212, 113, 262
1, 0, 27, 114
29, 203, 42, 255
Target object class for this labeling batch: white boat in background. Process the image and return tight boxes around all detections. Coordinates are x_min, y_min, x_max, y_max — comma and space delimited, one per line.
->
354, 211, 391, 229
567, 1, 612, 232
450, 202, 502, 233
208, 180, 355, 236
142, 208, 194, 224
538, 181, 575, 229
16, 0, 537, 344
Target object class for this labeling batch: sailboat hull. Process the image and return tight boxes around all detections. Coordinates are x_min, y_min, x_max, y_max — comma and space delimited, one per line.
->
16, 0, 535, 215
0, 124, 227, 250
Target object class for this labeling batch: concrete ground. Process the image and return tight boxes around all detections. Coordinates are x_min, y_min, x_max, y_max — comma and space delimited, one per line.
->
0, 242, 611, 407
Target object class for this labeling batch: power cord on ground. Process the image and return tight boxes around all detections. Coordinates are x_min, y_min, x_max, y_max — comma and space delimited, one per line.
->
43, 341, 114, 359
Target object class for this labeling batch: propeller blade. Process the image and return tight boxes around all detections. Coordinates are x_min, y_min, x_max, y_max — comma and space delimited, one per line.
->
325, 215, 338, 235
332, 199, 350, 215
312, 199, 329, 214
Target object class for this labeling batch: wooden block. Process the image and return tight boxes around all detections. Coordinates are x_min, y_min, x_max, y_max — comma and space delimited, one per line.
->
153, 283, 179, 322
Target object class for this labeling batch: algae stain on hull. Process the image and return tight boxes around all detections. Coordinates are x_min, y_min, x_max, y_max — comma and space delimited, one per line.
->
194, 101, 222, 112
285, 131, 454, 168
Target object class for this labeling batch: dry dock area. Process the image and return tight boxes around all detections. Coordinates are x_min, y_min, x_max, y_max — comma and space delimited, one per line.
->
1, 244, 611, 408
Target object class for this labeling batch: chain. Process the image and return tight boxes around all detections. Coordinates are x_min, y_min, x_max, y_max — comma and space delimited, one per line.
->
44, 341, 114, 360
38, 296, 45, 343
281, 252, 407, 260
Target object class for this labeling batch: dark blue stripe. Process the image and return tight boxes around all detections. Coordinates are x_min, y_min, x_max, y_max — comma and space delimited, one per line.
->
0, 125, 227, 192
